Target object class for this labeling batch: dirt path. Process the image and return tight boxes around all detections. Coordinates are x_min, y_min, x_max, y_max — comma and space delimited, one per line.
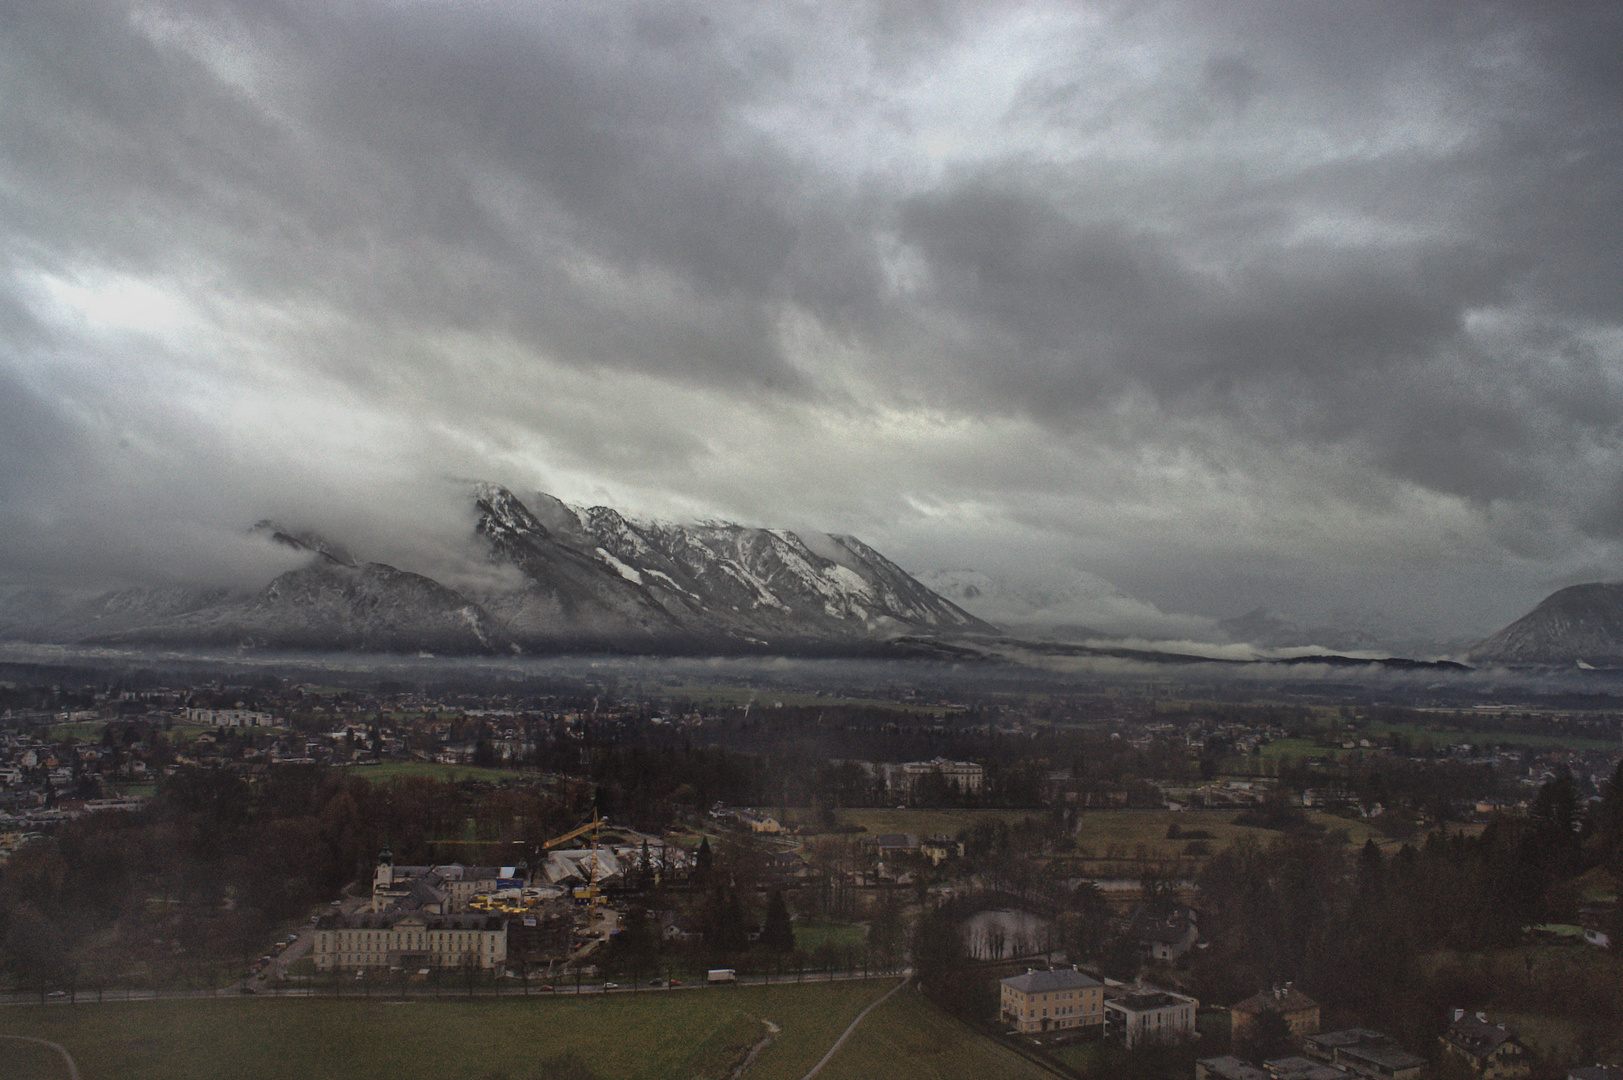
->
1, 1033, 82, 1080
798, 974, 910, 1080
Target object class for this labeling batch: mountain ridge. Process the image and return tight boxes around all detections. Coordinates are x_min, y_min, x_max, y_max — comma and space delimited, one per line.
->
0, 485, 992, 657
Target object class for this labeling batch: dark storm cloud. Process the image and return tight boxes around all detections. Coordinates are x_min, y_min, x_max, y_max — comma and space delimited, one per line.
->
3, 0, 822, 394
3, 0, 1623, 641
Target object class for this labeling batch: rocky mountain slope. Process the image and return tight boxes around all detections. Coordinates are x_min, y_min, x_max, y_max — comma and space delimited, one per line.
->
470, 483, 990, 650
1469, 582, 1623, 668
0, 487, 990, 655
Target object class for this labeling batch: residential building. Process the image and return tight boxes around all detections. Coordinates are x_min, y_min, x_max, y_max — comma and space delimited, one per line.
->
999, 967, 1105, 1034
920, 835, 963, 866
737, 810, 782, 834
1128, 904, 1199, 963
993, 961, 1110, 1032
1440, 1013, 1531, 1080
1305, 1030, 1425, 1080
1232, 986, 1321, 1043
1104, 987, 1198, 1048
865, 833, 920, 855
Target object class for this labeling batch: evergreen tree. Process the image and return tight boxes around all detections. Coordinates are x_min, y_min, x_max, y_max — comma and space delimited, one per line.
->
763, 890, 794, 954
1591, 758, 1623, 873
694, 836, 713, 884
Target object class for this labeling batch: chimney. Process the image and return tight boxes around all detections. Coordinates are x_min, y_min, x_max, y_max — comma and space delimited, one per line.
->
1454, 1009, 1465, 1022
1476, 1012, 1487, 1023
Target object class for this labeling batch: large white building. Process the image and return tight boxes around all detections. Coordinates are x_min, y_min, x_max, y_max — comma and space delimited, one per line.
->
311, 911, 507, 972
1105, 988, 1199, 1048
183, 708, 277, 728
890, 758, 984, 795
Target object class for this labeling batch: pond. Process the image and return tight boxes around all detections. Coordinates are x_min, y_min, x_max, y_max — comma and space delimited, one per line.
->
959, 908, 1057, 959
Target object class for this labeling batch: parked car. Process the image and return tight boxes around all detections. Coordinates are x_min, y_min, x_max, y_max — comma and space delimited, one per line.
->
648, 978, 665, 987
602, 982, 620, 990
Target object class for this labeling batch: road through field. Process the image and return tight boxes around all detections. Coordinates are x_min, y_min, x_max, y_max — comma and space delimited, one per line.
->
797, 972, 910, 1079
0, 1034, 82, 1080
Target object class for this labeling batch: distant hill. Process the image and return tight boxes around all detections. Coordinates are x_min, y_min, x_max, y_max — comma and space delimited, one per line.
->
1469, 582, 1623, 668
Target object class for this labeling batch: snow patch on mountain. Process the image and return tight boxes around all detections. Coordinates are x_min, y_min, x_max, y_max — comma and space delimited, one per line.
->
596, 548, 643, 585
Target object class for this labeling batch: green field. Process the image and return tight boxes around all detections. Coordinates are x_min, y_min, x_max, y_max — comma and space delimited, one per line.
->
1088, 808, 1386, 851
4, 1036, 70, 1080
799, 808, 1042, 839
786, 806, 1394, 863
39, 721, 110, 742
338, 761, 534, 785
1257, 736, 1347, 760
1368, 720, 1622, 752
0, 980, 918, 1080
791, 919, 868, 953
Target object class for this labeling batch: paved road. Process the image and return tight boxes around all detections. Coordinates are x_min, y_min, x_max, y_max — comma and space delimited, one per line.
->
0, 968, 906, 1007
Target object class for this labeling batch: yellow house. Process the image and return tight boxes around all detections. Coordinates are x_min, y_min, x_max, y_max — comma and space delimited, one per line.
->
1000, 967, 1104, 1034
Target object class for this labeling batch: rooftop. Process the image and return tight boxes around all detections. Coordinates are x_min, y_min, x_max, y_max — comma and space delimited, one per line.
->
1235, 986, 1320, 1015
1002, 967, 1103, 995
1201, 1057, 1272, 1080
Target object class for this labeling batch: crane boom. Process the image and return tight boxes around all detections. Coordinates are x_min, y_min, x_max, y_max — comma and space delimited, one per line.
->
543, 811, 605, 850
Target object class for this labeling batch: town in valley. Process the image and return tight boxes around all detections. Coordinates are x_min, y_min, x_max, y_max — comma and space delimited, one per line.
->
0, 653, 1618, 1080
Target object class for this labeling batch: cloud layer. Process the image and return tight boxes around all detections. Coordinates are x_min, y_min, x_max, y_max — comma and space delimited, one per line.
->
4, 1, 1623, 642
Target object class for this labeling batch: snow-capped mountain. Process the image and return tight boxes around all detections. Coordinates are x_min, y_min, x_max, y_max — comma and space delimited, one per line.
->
471, 483, 990, 649
0, 486, 989, 655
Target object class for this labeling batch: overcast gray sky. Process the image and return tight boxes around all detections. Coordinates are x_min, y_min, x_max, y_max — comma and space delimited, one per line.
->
4, 0, 1622, 642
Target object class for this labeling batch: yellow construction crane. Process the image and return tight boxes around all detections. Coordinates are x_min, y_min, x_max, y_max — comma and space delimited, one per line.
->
543, 811, 605, 852
543, 812, 609, 929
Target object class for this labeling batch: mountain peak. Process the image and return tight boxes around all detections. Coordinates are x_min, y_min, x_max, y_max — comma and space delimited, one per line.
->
1470, 581, 1623, 668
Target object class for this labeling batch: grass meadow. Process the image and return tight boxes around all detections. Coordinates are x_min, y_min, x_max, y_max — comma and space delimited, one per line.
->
810, 982, 1056, 1080
336, 761, 533, 785
790, 806, 1394, 861
0, 980, 915, 1080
